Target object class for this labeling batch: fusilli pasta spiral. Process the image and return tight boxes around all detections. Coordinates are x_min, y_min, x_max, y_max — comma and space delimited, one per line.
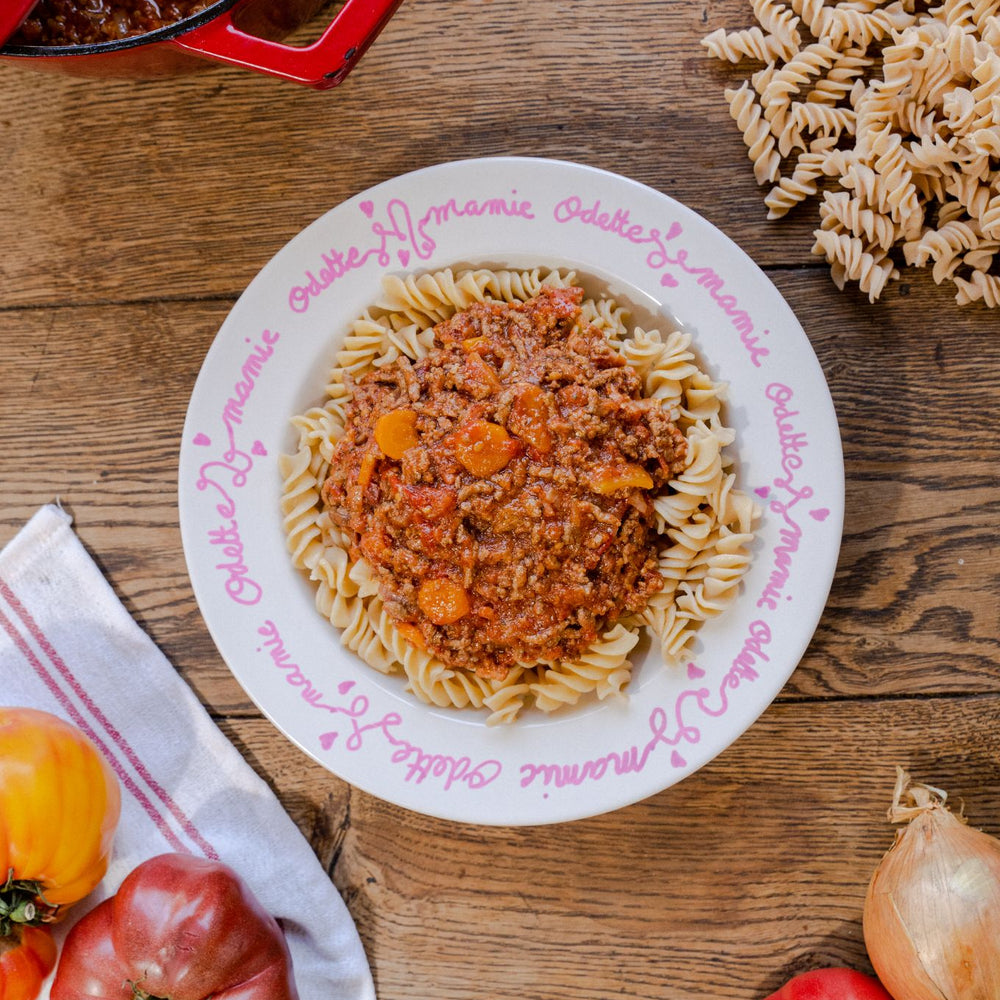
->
281, 268, 758, 723
704, 0, 1000, 305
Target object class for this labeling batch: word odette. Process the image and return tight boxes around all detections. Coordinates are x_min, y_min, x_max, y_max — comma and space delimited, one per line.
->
551, 195, 770, 368
258, 620, 502, 793
287, 194, 534, 313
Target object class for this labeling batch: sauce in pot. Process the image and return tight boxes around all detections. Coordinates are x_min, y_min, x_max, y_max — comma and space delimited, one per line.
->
11, 0, 214, 46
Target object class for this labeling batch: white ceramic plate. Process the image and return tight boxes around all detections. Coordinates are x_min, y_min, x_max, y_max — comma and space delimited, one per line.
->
179, 156, 843, 826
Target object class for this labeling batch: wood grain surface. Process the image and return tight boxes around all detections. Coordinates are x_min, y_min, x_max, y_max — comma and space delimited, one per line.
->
1, 0, 999, 997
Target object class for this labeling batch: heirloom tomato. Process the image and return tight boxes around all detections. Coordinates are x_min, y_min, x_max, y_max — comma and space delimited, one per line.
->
0, 925, 57, 1000
0, 707, 121, 919
51, 853, 299, 1000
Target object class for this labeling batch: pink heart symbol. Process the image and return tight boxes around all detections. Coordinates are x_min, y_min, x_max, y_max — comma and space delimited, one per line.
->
755, 486, 770, 498
810, 508, 830, 522
398, 249, 410, 268
660, 273, 679, 288
670, 750, 686, 768
360, 200, 374, 218
666, 221, 683, 240
251, 440, 267, 457
337, 680, 355, 695
687, 662, 705, 680
319, 731, 338, 750
193, 433, 211, 446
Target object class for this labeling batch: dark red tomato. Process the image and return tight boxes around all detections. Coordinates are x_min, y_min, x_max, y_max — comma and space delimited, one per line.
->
765, 968, 894, 1000
51, 853, 298, 1000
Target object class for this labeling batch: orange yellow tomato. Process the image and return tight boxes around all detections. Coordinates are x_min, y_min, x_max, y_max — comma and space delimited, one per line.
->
461, 351, 502, 396
0, 707, 121, 914
508, 383, 553, 453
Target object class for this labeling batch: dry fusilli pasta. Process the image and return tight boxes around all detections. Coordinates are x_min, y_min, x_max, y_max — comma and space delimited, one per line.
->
704, 0, 1000, 306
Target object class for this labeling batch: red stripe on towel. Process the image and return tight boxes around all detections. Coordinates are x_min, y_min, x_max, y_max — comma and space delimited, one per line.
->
0, 592, 212, 859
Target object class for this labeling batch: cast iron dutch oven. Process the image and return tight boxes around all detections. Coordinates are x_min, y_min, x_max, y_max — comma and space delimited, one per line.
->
0, 0, 404, 89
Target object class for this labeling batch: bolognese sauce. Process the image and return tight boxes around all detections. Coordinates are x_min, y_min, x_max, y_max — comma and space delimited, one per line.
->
321, 286, 688, 679
11, 0, 213, 46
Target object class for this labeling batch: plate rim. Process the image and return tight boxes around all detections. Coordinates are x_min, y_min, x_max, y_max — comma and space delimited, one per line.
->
178, 154, 845, 825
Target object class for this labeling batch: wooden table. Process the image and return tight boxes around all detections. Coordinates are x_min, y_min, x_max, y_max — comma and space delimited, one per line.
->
2, 1, 998, 997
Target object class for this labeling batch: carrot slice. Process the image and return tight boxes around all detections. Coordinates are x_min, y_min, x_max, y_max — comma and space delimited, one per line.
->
417, 579, 470, 625
374, 409, 419, 460
453, 420, 519, 477
588, 463, 654, 494
397, 622, 428, 650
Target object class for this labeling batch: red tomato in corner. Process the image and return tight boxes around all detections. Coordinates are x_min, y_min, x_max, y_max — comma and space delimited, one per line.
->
0, 925, 57, 1000
51, 853, 298, 1000
765, 967, 894, 1000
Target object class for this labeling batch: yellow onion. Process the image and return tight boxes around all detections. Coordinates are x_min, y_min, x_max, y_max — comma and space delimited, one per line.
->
863, 767, 1000, 1000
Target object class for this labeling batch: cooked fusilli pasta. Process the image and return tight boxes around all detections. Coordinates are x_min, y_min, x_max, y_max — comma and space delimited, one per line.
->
281, 268, 758, 723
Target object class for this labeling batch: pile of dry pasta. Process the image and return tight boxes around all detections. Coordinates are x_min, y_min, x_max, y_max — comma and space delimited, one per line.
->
703, 0, 1000, 306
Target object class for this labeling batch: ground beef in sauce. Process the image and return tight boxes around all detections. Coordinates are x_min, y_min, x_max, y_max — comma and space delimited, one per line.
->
11, 0, 213, 46
321, 286, 688, 679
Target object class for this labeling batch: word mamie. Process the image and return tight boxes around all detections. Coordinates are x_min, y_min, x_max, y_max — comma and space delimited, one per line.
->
519, 707, 677, 788
221, 330, 279, 459
667, 250, 770, 366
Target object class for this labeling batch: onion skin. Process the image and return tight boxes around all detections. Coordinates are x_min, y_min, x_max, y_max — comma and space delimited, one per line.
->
863, 779, 1000, 1000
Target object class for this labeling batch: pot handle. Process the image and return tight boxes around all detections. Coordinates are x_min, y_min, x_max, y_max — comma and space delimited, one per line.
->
172, 0, 404, 89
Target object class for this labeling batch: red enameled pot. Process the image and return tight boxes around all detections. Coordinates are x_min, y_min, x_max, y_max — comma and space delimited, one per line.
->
0, 0, 404, 89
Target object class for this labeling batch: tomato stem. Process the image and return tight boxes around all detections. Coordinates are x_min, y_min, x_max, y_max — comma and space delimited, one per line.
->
128, 977, 165, 1000
0, 868, 58, 936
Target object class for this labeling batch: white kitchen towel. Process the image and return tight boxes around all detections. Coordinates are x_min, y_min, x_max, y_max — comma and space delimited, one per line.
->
0, 504, 375, 1000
